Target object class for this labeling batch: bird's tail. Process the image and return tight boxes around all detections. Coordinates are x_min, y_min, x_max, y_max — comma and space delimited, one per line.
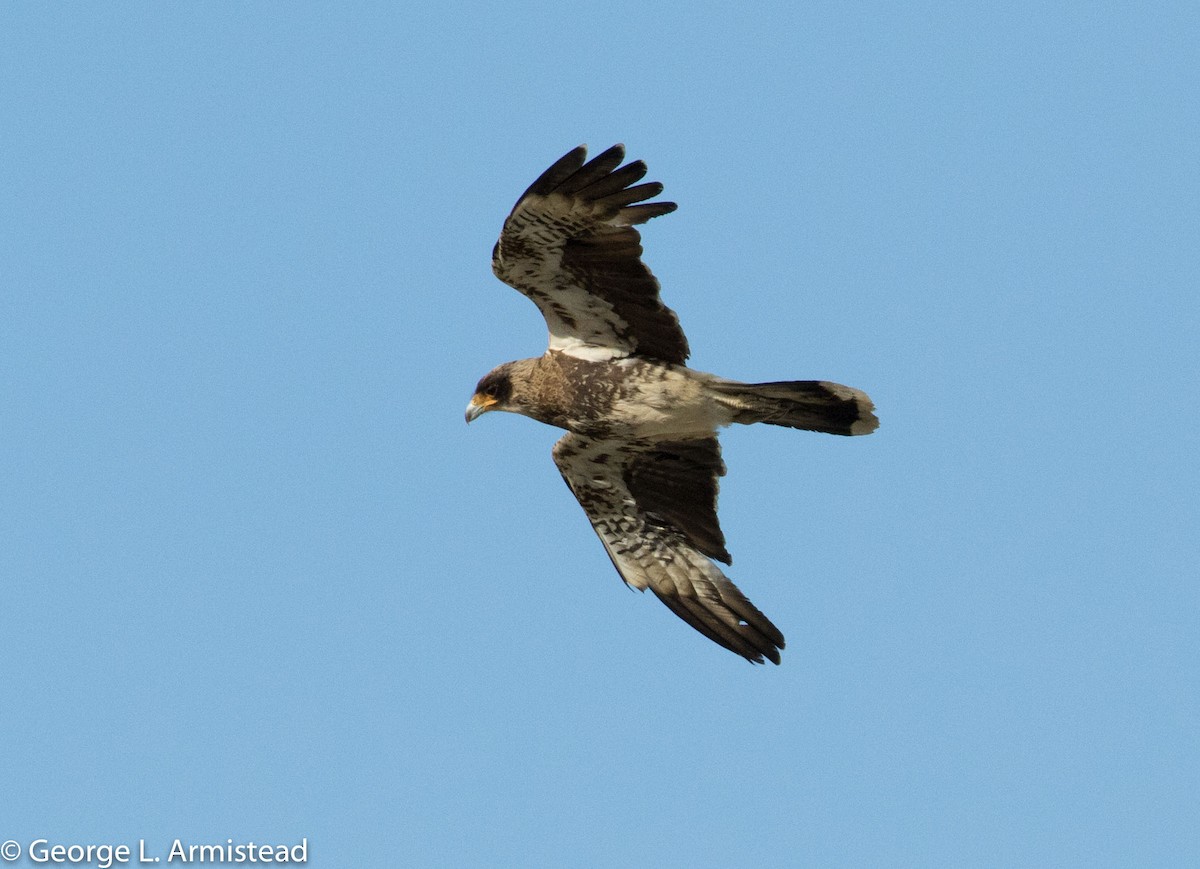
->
709, 379, 879, 436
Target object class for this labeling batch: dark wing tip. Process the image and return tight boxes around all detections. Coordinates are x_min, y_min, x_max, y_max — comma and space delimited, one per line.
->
590, 142, 626, 166
652, 586, 785, 665
515, 144, 589, 203
621, 201, 678, 224
595, 181, 664, 209
514, 144, 677, 221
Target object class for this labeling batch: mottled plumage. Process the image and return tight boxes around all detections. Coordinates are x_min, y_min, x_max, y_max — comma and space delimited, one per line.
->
467, 144, 878, 664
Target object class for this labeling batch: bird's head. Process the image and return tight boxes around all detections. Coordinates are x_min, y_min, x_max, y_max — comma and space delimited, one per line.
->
465, 364, 515, 423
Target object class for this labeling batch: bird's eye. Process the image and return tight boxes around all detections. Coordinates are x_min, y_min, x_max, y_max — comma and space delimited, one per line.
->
485, 384, 498, 397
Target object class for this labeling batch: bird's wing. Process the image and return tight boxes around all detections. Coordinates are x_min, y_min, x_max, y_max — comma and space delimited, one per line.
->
552, 433, 785, 664
492, 144, 688, 364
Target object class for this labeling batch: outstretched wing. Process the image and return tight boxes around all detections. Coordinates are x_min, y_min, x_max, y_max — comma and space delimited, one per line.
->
492, 144, 689, 364
552, 433, 785, 664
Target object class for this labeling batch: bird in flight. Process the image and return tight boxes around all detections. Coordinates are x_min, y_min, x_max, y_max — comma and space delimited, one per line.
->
466, 145, 878, 664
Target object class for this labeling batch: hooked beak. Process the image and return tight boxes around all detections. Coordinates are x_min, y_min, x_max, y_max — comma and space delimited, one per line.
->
465, 394, 497, 424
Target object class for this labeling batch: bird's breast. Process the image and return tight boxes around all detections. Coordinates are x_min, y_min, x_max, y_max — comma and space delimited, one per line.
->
549, 354, 729, 440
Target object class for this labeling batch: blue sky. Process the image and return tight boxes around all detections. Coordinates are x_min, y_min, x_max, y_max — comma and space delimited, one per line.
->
2, 3, 1197, 867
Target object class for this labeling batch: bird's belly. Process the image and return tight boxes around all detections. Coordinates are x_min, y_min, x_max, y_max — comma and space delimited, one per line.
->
604, 372, 731, 439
